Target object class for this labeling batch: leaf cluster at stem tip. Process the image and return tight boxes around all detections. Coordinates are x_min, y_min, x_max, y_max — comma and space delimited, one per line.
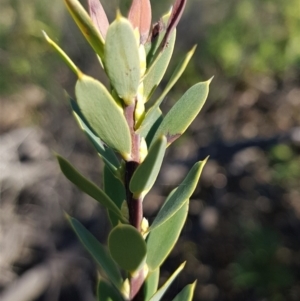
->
45, 0, 211, 300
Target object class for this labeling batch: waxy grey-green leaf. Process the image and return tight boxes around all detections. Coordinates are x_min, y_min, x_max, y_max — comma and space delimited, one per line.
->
76, 75, 131, 160
136, 107, 163, 141
149, 159, 208, 232
97, 280, 124, 301
138, 45, 196, 138
152, 45, 197, 110
143, 30, 176, 102
148, 262, 186, 301
104, 165, 126, 227
104, 15, 140, 105
43, 31, 82, 78
64, 0, 105, 59
145, 12, 171, 63
144, 269, 160, 301
130, 136, 167, 198
162, 0, 187, 49
70, 98, 120, 175
73, 111, 118, 174
57, 155, 126, 222
172, 281, 196, 301
145, 112, 164, 146
108, 224, 147, 272
152, 80, 211, 146
67, 216, 123, 290
147, 197, 189, 271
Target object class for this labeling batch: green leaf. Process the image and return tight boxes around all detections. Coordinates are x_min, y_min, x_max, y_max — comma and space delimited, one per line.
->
145, 12, 171, 63
136, 107, 163, 141
143, 30, 176, 102
104, 165, 126, 227
149, 159, 207, 232
172, 281, 197, 301
162, 0, 187, 49
130, 136, 167, 198
70, 99, 120, 175
67, 216, 123, 290
146, 198, 189, 271
144, 269, 160, 301
152, 79, 211, 146
75, 75, 131, 160
104, 14, 140, 105
149, 262, 186, 301
64, 0, 105, 59
138, 45, 196, 141
43, 31, 82, 77
145, 112, 164, 146
97, 279, 124, 301
108, 224, 147, 273
56, 155, 126, 222
153, 45, 197, 111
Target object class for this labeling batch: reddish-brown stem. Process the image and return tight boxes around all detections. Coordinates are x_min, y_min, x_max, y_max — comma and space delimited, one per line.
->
124, 102, 145, 300
125, 161, 143, 230
131, 269, 146, 301
124, 103, 143, 229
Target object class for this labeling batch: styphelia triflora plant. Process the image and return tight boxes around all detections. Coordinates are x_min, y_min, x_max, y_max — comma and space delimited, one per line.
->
44, 0, 211, 300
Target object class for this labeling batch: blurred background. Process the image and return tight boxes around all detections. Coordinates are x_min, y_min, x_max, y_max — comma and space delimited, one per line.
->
1, 0, 300, 300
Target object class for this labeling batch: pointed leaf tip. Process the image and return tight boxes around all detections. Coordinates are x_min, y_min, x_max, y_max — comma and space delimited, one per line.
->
162, 0, 187, 48
128, 0, 152, 44
152, 80, 210, 146
88, 0, 109, 39
64, 0, 105, 58
116, 9, 122, 20
43, 31, 82, 78
172, 281, 197, 301
149, 159, 207, 232
149, 262, 186, 301
139, 44, 196, 137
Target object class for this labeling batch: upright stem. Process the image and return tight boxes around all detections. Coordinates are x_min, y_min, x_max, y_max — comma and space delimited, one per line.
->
125, 161, 143, 230
124, 102, 145, 300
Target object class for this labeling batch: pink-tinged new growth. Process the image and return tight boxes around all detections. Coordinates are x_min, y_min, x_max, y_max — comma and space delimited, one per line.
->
162, 0, 187, 48
88, 0, 109, 38
128, 0, 152, 44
